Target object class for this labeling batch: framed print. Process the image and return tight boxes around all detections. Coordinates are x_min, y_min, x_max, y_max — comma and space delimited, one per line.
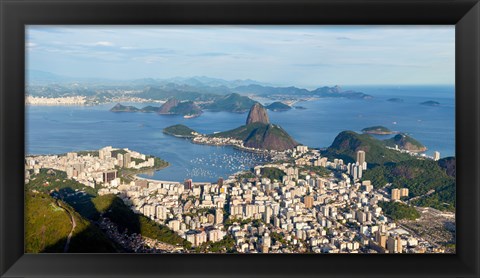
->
1, 0, 479, 278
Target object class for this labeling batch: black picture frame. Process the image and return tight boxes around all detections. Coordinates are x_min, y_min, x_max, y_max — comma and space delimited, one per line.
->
1, 0, 479, 277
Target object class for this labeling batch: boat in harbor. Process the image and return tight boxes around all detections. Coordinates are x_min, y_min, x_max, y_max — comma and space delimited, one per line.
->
183, 114, 200, 119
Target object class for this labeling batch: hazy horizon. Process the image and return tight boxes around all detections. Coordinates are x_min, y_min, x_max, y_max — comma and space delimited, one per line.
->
26, 25, 455, 88
27, 69, 457, 89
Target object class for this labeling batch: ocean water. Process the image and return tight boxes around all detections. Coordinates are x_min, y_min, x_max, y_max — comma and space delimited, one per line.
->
26, 85, 455, 182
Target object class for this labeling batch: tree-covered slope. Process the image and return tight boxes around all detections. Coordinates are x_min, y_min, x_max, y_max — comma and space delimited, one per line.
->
384, 133, 427, 152
378, 201, 420, 220
322, 131, 412, 166
362, 159, 455, 211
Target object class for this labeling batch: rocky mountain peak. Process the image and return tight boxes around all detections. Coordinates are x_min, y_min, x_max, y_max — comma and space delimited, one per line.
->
158, 98, 180, 114
246, 103, 270, 125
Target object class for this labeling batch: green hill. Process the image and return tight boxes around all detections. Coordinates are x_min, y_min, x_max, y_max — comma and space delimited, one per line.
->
163, 124, 198, 138
211, 122, 298, 151
260, 167, 286, 181
384, 133, 427, 152
265, 102, 291, 112
203, 93, 257, 112
322, 131, 412, 166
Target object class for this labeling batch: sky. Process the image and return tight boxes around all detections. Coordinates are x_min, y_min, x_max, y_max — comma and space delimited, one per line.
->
26, 25, 455, 87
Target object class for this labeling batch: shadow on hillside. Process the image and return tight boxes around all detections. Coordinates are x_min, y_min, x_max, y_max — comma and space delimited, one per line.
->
30, 184, 188, 253
39, 187, 143, 253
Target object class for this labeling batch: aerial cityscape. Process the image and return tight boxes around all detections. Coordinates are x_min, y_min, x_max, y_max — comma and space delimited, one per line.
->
25, 26, 455, 254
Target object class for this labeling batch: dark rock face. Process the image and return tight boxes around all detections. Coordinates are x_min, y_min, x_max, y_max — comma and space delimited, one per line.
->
170, 101, 202, 116
438, 157, 456, 177
158, 98, 180, 114
246, 103, 270, 125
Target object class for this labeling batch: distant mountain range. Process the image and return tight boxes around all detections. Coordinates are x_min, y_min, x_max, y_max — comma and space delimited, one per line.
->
27, 70, 272, 87
27, 70, 372, 101
110, 93, 258, 115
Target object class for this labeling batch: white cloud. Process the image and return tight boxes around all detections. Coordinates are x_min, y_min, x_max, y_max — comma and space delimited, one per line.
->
94, 41, 114, 47
26, 42, 37, 48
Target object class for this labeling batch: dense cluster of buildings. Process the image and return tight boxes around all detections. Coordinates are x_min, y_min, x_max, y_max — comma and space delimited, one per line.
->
25, 143, 445, 253
86, 146, 440, 253
191, 134, 282, 155
25, 146, 154, 188
25, 96, 87, 105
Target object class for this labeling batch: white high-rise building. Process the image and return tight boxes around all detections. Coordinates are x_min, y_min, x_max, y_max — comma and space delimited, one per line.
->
356, 150, 366, 168
215, 208, 223, 225
264, 206, 273, 224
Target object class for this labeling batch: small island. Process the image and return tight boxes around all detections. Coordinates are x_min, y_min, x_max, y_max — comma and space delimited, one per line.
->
265, 101, 292, 112
361, 126, 397, 135
420, 100, 440, 107
163, 124, 199, 138
387, 98, 404, 103
110, 103, 140, 112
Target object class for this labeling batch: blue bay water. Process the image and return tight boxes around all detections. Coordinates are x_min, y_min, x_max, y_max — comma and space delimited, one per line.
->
26, 85, 455, 182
